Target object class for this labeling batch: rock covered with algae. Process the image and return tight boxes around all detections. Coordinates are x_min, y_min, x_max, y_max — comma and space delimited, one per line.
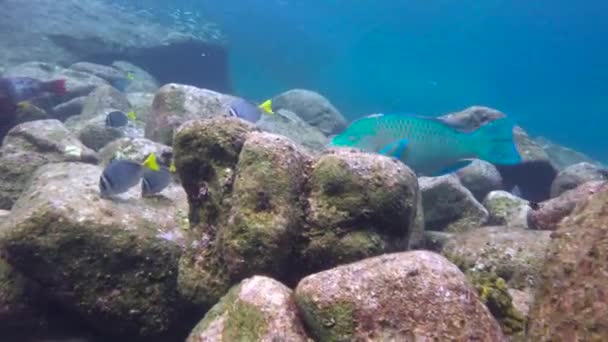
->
527, 186, 608, 341
172, 117, 420, 310
186, 276, 309, 341
295, 251, 506, 341
0, 162, 189, 338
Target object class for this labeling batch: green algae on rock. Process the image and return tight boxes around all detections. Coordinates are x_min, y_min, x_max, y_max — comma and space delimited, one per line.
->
0, 162, 189, 338
220, 132, 310, 281
483, 190, 530, 229
300, 148, 419, 274
528, 187, 608, 341
187, 276, 309, 341
295, 251, 506, 341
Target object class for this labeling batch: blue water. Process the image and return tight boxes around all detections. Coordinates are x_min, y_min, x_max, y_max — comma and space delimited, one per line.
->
118, 0, 608, 161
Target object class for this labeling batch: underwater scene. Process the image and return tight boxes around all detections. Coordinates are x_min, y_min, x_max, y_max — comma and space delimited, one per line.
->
0, 0, 607, 341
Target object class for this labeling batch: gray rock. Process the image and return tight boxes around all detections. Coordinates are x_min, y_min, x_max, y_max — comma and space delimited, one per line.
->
186, 276, 309, 342
483, 190, 530, 229
440, 106, 506, 131
112, 61, 160, 93
77, 85, 130, 119
441, 226, 551, 289
295, 251, 506, 341
0, 119, 97, 209
456, 159, 503, 201
513, 126, 550, 163
550, 162, 608, 198
68, 110, 144, 151
126, 92, 155, 126
407, 193, 426, 249
0, 162, 188, 338
0, 209, 9, 225
98, 138, 173, 166
256, 108, 329, 153
272, 89, 347, 135
419, 175, 488, 232
145, 84, 235, 145
52, 96, 87, 121
535, 136, 605, 170
69, 62, 126, 87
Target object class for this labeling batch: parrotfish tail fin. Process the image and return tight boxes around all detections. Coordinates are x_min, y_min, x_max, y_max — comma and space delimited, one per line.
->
142, 153, 160, 171
471, 118, 521, 165
258, 99, 274, 115
45, 79, 67, 96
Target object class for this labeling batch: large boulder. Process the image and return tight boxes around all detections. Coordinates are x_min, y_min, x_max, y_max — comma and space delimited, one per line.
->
483, 190, 531, 229
456, 159, 503, 201
528, 187, 608, 341
98, 137, 173, 166
220, 132, 310, 281
535, 136, 605, 170
256, 108, 329, 153
146, 84, 235, 145
112, 61, 160, 93
295, 251, 506, 341
528, 180, 607, 231
69, 62, 128, 88
0, 162, 189, 338
186, 276, 309, 342
272, 89, 347, 136
550, 162, 608, 198
441, 226, 551, 290
419, 175, 488, 232
300, 148, 419, 274
0, 119, 97, 209
77, 84, 131, 119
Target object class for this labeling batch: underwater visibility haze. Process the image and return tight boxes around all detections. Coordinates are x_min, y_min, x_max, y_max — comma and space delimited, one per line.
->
2, 0, 608, 341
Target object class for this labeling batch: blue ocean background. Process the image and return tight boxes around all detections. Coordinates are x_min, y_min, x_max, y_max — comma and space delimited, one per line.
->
120, 0, 607, 161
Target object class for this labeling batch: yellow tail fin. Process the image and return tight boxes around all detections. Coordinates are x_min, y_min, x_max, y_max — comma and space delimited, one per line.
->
127, 110, 137, 121
169, 161, 176, 173
258, 99, 274, 115
142, 153, 160, 171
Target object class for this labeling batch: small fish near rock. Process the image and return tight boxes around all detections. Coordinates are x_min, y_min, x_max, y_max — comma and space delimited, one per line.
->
99, 153, 163, 198
228, 97, 274, 123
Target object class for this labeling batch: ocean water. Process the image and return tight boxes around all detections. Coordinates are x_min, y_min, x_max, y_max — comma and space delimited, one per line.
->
111, 0, 608, 161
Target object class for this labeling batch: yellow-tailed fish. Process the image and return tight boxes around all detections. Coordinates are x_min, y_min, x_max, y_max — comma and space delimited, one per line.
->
258, 99, 274, 115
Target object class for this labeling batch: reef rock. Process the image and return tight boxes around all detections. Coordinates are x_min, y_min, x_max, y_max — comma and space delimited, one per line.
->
483, 190, 530, 229
535, 136, 605, 170
112, 61, 160, 93
0, 162, 188, 338
0, 119, 97, 209
550, 162, 608, 198
256, 108, 329, 153
439, 106, 506, 131
146, 84, 235, 145
99, 137, 173, 166
456, 159, 503, 201
528, 180, 607, 231
52, 96, 87, 121
441, 226, 551, 289
126, 92, 156, 126
187, 276, 309, 342
301, 148, 418, 274
295, 251, 505, 341
272, 89, 347, 135
77, 84, 131, 119
68, 109, 144, 151
528, 187, 608, 341
69, 62, 127, 87
0, 210, 8, 225
419, 175, 488, 232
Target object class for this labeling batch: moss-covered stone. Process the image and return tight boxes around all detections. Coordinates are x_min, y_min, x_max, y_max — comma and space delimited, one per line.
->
295, 294, 355, 342
483, 190, 530, 229
187, 276, 309, 341
300, 149, 418, 274
219, 132, 309, 280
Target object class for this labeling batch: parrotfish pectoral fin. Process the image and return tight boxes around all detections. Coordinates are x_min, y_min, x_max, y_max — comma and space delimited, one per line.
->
432, 159, 474, 176
379, 139, 408, 159
471, 118, 521, 165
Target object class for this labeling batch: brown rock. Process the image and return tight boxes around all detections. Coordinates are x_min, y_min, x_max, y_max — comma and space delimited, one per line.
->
528, 180, 607, 231
528, 186, 608, 341
186, 276, 309, 342
295, 251, 505, 341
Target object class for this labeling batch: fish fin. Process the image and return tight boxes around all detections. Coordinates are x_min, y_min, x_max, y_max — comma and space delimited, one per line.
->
142, 153, 160, 171
432, 159, 474, 176
471, 118, 521, 165
379, 139, 408, 159
169, 161, 177, 173
16, 101, 30, 111
258, 99, 274, 115
127, 110, 137, 121
126, 72, 135, 81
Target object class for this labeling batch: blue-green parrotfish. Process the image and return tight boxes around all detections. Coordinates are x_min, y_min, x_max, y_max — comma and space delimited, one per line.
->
329, 113, 521, 176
